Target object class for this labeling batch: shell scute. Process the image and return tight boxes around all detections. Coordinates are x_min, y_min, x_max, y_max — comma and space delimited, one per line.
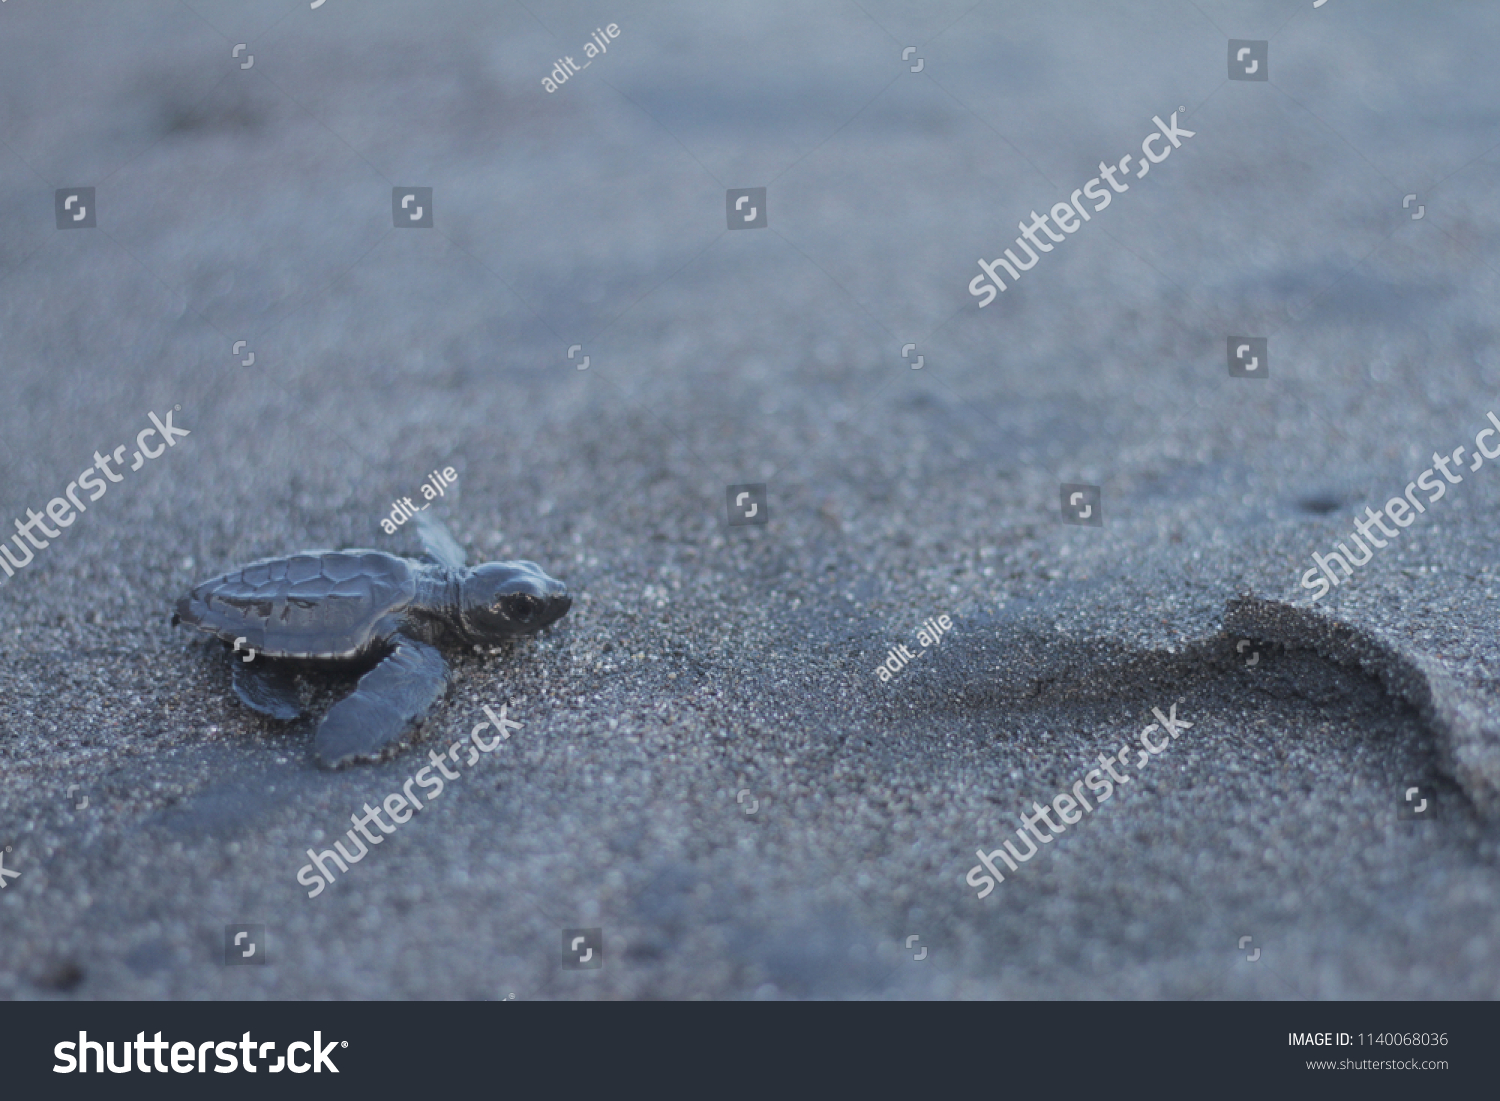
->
286, 555, 325, 583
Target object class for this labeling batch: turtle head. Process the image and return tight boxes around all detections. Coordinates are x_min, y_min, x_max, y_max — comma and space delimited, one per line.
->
458, 561, 571, 641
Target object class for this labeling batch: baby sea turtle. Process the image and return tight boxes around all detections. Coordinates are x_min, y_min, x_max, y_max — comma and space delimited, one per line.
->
173, 513, 569, 767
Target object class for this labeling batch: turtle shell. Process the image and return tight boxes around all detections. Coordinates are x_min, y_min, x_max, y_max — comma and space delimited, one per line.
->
175, 551, 417, 660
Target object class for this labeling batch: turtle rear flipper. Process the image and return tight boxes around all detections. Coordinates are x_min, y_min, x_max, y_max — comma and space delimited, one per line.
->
314, 637, 449, 767
413, 512, 469, 571
232, 660, 304, 721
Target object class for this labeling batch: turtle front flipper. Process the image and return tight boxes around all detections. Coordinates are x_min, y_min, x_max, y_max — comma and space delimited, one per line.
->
232, 659, 304, 722
314, 636, 449, 767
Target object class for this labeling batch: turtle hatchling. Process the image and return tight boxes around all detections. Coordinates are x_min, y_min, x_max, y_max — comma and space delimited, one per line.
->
173, 513, 570, 767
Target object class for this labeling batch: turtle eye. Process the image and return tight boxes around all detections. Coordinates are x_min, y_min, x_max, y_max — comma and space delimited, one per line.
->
506, 594, 541, 621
